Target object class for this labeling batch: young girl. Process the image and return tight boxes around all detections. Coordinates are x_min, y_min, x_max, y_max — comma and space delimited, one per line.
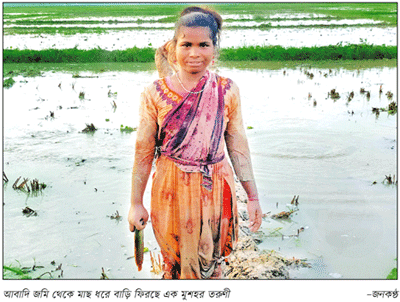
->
128, 6, 262, 279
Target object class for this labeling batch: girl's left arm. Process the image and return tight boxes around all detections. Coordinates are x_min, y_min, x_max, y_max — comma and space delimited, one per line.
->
240, 180, 262, 232
225, 82, 262, 232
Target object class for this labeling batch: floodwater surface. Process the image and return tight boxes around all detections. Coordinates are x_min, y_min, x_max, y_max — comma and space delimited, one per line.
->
3, 62, 396, 279
3, 26, 396, 50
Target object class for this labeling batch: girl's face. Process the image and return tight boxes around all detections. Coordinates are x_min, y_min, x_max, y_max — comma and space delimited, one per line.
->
175, 26, 214, 76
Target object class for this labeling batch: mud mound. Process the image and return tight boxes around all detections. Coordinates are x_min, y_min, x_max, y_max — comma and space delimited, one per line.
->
222, 182, 309, 279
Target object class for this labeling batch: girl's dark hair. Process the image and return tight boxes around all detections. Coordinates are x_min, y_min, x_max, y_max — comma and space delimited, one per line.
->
174, 6, 223, 49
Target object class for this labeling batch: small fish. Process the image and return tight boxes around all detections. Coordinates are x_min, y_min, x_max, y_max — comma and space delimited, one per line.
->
134, 219, 144, 271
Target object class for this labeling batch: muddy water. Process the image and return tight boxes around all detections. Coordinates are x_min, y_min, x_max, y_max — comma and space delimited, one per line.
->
237, 66, 397, 279
3, 63, 396, 279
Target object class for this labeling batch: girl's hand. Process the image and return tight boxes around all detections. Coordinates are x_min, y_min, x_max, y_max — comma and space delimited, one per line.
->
247, 200, 262, 232
128, 204, 149, 232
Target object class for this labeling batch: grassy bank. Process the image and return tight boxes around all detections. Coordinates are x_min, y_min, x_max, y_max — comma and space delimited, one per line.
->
3, 47, 155, 63
4, 44, 397, 64
220, 44, 397, 61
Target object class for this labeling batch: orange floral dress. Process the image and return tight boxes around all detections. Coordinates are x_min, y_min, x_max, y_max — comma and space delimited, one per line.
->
132, 73, 255, 279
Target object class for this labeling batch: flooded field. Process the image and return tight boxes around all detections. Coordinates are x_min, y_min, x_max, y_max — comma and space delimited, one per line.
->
3, 3, 396, 50
3, 27, 396, 50
2, 2, 397, 284
3, 60, 396, 279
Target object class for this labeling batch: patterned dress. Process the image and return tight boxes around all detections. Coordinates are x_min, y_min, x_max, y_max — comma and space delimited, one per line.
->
132, 71, 254, 279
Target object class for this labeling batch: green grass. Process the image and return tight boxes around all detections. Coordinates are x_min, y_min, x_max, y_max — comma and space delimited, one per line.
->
3, 261, 61, 280
3, 3, 397, 25
3, 3, 187, 19
3, 46, 155, 63
3, 265, 33, 279
3, 3, 396, 35
387, 268, 397, 279
218, 59, 397, 71
3, 44, 397, 64
3, 259, 49, 280
3, 14, 387, 26
120, 125, 137, 133
3, 77, 16, 88
220, 44, 397, 61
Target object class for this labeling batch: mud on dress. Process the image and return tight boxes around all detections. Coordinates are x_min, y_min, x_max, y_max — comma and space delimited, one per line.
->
132, 71, 255, 279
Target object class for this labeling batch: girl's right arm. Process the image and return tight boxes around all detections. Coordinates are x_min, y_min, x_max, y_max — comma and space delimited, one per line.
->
128, 87, 158, 232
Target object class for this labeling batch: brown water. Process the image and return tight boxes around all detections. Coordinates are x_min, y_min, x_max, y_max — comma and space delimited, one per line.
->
3, 62, 396, 279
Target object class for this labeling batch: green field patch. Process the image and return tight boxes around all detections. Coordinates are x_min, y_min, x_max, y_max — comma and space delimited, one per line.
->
3, 3, 396, 36
3, 46, 155, 63
219, 44, 397, 62
3, 3, 397, 29
4, 3, 396, 24
219, 58, 397, 71
5, 44, 395, 64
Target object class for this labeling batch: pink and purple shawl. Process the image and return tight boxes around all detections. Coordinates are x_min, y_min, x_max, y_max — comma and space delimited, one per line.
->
156, 71, 229, 191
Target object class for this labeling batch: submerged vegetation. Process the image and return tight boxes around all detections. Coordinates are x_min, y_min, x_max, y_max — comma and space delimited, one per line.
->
120, 125, 137, 133
4, 260, 64, 279
4, 44, 396, 64
82, 123, 97, 133
372, 101, 398, 117
3, 265, 34, 279
3, 77, 16, 88
9, 175, 47, 194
